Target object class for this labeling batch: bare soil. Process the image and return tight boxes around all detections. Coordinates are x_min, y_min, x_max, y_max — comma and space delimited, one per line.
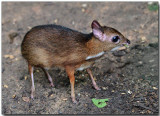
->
2, 2, 158, 114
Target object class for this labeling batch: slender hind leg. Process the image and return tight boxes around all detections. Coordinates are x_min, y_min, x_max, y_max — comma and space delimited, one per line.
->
42, 68, 54, 87
87, 68, 101, 90
28, 63, 35, 99
65, 66, 77, 103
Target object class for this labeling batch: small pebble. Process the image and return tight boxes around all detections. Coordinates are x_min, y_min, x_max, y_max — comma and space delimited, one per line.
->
138, 61, 143, 64
149, 60, 154, 63
82, 3, 87, 7
72, 21, 75, 25
81, 8, 85, 12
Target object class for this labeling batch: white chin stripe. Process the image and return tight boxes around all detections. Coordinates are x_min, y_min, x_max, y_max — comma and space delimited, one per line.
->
110, 46, 121, 52
86, 51, 105, 60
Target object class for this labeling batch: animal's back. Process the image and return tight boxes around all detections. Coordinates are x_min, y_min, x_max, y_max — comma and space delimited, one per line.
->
21, 24, 90, 68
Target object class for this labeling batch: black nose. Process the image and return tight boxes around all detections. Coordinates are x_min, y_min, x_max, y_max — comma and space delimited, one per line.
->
126, 39, 130, 44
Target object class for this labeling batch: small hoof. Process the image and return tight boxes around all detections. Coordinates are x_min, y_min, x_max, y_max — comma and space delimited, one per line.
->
72, 99, 78, 104
95, 86, 101, 90
50, 83, 55, 87
31, 95, 34, 100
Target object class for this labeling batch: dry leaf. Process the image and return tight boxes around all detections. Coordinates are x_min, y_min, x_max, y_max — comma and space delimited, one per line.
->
141, 36, 147, 42
4, 55, 14, 59
153, 87, 158, 90
24, 76, 28, 80
22, 97, 30, 102
54, 19, 58, 23
50, 94, 54, 97
81, 8, 85, 12
62, 98, 67, 101
12, 95, 16, 98
102, 87, 107, 90
121, 93, 126, 95
4, 85, 8, 88
128, 90, 132, 94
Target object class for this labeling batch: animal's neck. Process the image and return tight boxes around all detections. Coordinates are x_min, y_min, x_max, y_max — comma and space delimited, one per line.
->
86, 34, 105, 56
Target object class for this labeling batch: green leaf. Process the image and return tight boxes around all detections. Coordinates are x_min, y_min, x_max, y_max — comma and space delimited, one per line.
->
92, 98, 109, 108
148, 3, 158, 11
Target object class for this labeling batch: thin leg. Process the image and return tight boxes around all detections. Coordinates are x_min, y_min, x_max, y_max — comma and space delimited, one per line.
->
65, 66, 77, 103
42, 68, 54, 87
87, 68, 101, 90
28, 63, 35, 99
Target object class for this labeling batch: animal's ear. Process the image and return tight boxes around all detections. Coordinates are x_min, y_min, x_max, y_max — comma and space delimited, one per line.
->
91, 20, 106, 41
91, 20, 101, 29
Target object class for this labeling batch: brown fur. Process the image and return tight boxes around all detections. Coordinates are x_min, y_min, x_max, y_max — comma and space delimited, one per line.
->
21, 22, 130, 103
21, 24, 128, 69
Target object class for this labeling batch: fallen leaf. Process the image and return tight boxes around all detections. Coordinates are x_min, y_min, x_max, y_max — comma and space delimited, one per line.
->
102, 87, 107, 90
82, 3, 87, 8
4, 55, 14, 59
128, 90, 132, 94
153, 87, 158, 90
92, 98, 109, 108
22, 97, 30, 102
81, 8, 85, 12
62, 98, 67, 101
50, 94, 54, 97
121, 93, 126, 95
12, 95, 16, 98
24, 76, 28, 80
54, 19, 58, 23
4, 85, 8, 88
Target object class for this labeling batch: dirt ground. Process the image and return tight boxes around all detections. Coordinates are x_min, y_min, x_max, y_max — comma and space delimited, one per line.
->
2, 2, 158, 114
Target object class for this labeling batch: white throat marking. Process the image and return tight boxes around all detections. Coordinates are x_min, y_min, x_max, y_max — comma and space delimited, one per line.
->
86, 51, 105, 60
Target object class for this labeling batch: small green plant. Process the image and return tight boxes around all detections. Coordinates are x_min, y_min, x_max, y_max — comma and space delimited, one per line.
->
148, 2, 158, 11
92, 98, 109, 108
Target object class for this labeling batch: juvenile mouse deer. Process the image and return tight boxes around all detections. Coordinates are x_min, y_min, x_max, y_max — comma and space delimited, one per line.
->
21, 20, 130, 103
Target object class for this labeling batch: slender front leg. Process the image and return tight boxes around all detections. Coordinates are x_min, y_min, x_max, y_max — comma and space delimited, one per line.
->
28, 63, 35, 99
87, 68, 101, 90
42, 68, 54, 87
65, 66, 77, 103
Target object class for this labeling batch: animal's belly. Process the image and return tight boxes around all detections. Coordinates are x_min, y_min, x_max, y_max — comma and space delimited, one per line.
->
76, 61, 94, 71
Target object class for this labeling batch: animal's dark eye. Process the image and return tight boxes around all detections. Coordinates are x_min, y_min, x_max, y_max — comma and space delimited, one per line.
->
112, 36, 120, 43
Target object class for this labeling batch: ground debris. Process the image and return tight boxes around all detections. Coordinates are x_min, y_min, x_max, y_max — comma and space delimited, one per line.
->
133, 102, 157, 113
8, 32, 18, 44
22, 97, 30, 102
4, 55, 14, 59
4, 85, 8, 88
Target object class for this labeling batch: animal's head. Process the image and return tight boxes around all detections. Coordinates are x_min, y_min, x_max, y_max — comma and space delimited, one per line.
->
91, 20, 130, 52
